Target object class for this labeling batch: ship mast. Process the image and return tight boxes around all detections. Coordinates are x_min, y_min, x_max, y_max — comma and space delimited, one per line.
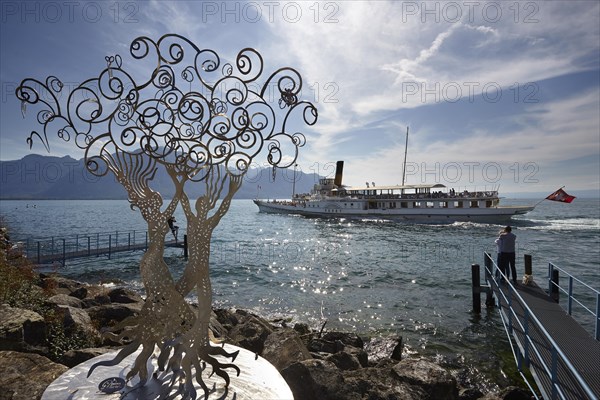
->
292, 163, 298, 200
401, 126, 409, 187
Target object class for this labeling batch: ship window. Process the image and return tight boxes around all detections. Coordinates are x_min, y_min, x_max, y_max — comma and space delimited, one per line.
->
456, 201, 463, 208
426, 202, 434, 208
486, 200, 492, 207
351, 203, 354, 207
470, 201, 478, 208
401, 202, 408, 208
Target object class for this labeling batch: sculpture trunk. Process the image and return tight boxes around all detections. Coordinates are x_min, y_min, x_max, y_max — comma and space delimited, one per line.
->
178, 223, 214, 346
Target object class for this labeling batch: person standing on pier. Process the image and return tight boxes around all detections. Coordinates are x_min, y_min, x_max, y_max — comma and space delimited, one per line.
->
495, 227, 506, 280
167, 216, 179, 242
497, 226, 517, 284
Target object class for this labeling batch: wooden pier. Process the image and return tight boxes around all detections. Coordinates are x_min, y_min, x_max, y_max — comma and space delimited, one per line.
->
472, 254, 600, 400
21, 230, 188, 265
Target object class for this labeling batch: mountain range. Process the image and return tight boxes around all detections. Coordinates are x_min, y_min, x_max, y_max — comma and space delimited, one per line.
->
0, 154, 321, 200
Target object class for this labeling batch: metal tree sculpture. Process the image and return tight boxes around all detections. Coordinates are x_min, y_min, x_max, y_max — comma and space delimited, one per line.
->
16, 33, 317, 398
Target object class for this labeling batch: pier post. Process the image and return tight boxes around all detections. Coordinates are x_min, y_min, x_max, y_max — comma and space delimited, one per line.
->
483, 254, 494, 307
128, 232, 131, 250
108, 234, 112, 259
595, 293, 599, 341
524, 254, 532, 275
183, 234, 188, 260
567, 277, 573, 315
96, 233, 100, 257
550, 267, 559, 303
87, 236, 91, 256
523, 309, 530, 368
472, 264, 481, 313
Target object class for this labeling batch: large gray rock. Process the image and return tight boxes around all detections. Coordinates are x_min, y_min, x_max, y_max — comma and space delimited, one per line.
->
69, 286, 88, 300
228, 313, 274, 354
364, 336, 403, 364
281, 359, 348, 400
308, 337, 343, 354
40, 275, 83, 293
0, 351, 68, 400
393, 358, 459, 399
281, 355, 460, 400
81, 294, 111, 308
86, 302, 142, 327
59, 347, 114, 368
344, 346, 369, 368
326, 350, 362, 371
0, 304, 46, 349
47, 294, 83, 308
499, 386, 534, 400
213, 308, 240, 331
262, 328, 312, 370
54, 305, 98, 339
344, 366, 427, 400
209, 310, 228, 339
321, 331, 364, 348
106, 287, 143, 304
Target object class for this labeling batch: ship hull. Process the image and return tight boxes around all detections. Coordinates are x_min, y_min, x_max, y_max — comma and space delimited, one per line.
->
253, 200, 533, 223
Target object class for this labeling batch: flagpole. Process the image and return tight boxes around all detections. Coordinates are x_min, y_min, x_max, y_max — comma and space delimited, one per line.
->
533, 197, 547, 207
533, 185, 565, 207
401, 126, 409, 187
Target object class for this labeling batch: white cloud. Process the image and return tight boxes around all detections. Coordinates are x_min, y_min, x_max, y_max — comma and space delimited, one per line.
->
341, 88, 600, 191
251, 1, 599, 192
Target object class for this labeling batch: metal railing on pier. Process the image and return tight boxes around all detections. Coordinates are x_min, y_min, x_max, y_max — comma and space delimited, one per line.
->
548, 262, 600, 340
473, 253, 599, 400
20, 229, 186, 266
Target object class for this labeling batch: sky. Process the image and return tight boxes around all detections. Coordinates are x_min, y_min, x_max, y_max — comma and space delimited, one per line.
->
1, 0, 599, 195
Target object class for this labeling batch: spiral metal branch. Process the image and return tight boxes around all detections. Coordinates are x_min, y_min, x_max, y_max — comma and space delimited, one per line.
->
17, 33, 317, 180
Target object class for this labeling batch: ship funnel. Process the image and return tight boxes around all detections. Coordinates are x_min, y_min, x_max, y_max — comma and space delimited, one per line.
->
334, 161, 344, 187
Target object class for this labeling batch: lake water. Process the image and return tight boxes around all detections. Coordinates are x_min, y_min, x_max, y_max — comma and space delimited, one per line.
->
1, 197, 598, 390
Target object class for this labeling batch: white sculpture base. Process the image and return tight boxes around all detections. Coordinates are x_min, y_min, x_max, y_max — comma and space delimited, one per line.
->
42, 344, 294, 400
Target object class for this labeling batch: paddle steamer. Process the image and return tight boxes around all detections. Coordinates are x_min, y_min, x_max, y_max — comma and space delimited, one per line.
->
254, 160, 534, 223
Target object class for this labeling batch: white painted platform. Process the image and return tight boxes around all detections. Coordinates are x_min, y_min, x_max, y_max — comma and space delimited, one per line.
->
42, 344, 294, 399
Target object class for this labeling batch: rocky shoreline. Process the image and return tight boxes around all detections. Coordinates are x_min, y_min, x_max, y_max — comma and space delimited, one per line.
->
0, 227, 533, 400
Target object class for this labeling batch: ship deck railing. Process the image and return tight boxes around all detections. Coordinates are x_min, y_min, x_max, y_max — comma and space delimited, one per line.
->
333, 192, 498, 200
